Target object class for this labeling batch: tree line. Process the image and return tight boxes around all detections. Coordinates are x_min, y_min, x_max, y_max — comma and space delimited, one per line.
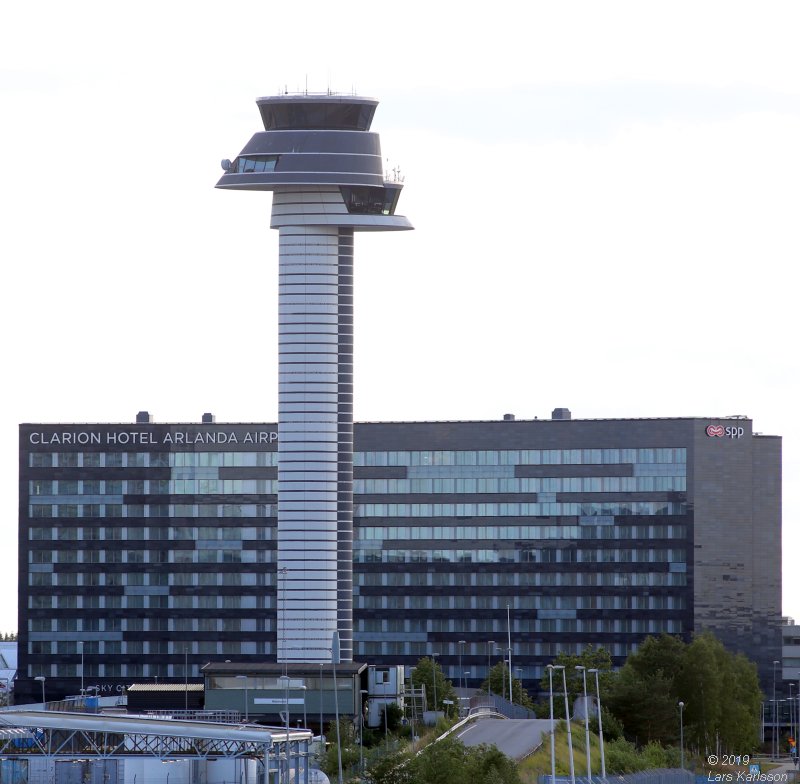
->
317, 630, 764, 782
538, 632, 762, 754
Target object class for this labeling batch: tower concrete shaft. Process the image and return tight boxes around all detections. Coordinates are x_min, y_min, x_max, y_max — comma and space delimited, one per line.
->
217, 95, 412, 662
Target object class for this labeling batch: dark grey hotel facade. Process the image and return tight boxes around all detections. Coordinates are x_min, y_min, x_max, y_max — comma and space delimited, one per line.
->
17, 412, 781, 704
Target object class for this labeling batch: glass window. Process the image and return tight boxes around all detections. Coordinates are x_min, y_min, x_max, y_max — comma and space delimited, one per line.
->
31, 480, 54, 496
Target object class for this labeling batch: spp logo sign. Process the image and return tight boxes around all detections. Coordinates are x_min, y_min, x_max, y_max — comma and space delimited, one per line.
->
706, 424, 744, 439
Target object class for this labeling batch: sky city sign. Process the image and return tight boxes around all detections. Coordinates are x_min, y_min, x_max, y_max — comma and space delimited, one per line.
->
706, 424, 745, 439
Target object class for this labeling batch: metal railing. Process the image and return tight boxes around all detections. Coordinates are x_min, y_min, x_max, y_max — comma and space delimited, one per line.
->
540, 769, 695, 784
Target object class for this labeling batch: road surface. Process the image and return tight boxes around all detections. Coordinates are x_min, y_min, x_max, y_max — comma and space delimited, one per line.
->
456, 717, 553, 760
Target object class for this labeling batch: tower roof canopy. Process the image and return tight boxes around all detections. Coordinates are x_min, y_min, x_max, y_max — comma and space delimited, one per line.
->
256, 94, 378, 132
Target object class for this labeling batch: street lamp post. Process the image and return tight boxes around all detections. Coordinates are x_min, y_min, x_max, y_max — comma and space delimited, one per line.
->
797, 681, 800, 762
34, 675, 46, 707
431, 653, 440, 718
279, 674, 291, 784
678, 701, 685, 769
576, 666, 591, 783
588, 668, 606, 783
506, 604, 513, 708
319, 663, 324, 739
773, 660, 781, 760
236, 675, 249, 722
557, 665, 575, 784
359, 689, 368, 772
78, 641, 84, 695
458, 640, 466, 690
487, 641, 495, 697
409, 668, 416, 751
547, 665, 557, 784
184, 647, 189, 712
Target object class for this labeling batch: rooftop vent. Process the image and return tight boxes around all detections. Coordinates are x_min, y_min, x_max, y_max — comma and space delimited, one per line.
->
503, 414, 515, 421
136, 411, 153, 424
551, 408, 572, 421
202, 413, 216, 424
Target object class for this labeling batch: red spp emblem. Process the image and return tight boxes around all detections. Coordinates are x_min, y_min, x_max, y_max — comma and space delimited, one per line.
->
706, 425, 725, 437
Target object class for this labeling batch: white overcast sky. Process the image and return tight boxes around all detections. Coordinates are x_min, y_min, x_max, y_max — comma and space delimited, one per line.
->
1, 1, 798, 634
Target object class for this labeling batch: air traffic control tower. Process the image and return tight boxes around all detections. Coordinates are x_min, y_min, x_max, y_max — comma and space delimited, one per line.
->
217, 94, 412, 663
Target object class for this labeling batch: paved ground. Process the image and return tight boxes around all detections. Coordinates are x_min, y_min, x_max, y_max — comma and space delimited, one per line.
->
456, 717, 552, 760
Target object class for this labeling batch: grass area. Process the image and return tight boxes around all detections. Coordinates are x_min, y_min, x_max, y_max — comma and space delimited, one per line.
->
518, 721, 601, 784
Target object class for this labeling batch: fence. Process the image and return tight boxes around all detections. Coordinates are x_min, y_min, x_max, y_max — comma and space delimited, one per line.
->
540, 768, 695, 784
469, 694, 537, 720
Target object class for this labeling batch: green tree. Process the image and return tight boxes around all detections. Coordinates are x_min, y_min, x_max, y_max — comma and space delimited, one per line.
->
539, 645, 614, 717
481, 661, 534, 709
319, 717, 360, 777
407, 736, 520, 784
366, 747, 414, 784
411, 657, 457, 713
605, 634, 687, 744
604, 632, 761, 754
464, 743, 522, 784
380, 702, 404, 733
675, 632, 760, 753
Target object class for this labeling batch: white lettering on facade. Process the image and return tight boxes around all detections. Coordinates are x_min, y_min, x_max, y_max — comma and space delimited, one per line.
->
30, 429, 279, 446
29, 432, 102, 445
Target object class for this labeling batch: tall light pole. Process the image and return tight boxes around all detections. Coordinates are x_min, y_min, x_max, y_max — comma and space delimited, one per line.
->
588, 668, 606, 783
35, 675, 46, 707
236, 675, 249, 722
678, 701, 685, 769
547, 665, 557, 784
773, 660, 781, 760
279, 673, 291, 780
487, 641, 495, 697
790, 684, 795, 749
184, 646, 189, 712
797, 679, 800, 760
359, 689, 368, 772
78, 641, 84, 695
431, 653, 440, 717
458, 640, 466, 690
558, 665, 576, 784
409, 668, 416, 751
576, 666, 591, 783
384, 692, 389, 747
319, 663, 324, 738
497, 645, 506, 700
332, 632, 344, 784
506, 604, 513, 708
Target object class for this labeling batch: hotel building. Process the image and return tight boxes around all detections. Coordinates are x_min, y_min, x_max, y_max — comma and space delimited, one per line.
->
16, 410, 781, 704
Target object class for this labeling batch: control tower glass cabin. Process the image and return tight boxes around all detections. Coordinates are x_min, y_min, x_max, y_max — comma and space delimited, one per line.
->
216, 94, 412, 663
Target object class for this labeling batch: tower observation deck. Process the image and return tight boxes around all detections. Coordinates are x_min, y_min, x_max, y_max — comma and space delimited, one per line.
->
217, 94, 412, 663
